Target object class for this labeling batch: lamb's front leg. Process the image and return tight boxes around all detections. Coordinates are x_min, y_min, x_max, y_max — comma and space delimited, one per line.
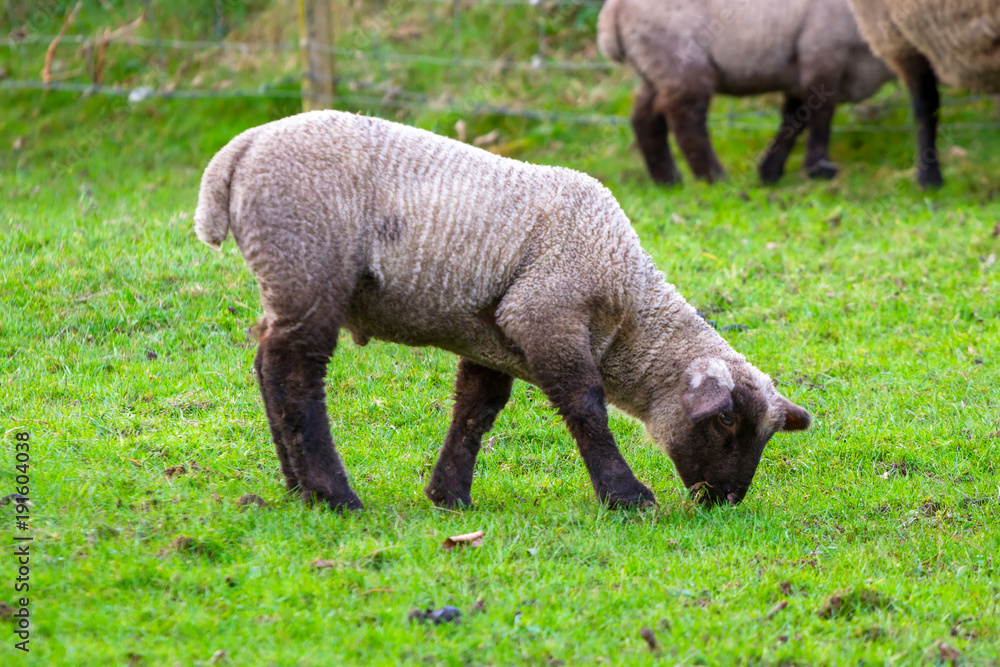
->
518, 331, 655, 508
257, 320, 363, 511
426, 359, 513, 508
759, 95, 807, 184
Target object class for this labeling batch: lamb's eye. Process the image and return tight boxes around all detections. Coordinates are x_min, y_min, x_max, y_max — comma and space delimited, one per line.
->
718, 412, 736, 427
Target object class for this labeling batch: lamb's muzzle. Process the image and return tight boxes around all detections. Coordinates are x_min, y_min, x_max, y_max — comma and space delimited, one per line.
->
194, 110, 810, 512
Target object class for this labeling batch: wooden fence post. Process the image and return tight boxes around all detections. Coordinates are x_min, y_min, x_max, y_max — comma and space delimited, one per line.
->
297, 0, 336, 111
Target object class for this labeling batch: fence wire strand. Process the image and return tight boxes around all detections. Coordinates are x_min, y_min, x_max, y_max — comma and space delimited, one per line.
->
2, 0, 999, 131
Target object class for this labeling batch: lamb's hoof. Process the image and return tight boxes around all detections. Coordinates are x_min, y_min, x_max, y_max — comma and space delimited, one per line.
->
601, 483, 657, 509
303, 489, 364, 512
330, 494, 365, 512
805, 160, 838, 180
918, 166, 944, 189
425, 486, 474, 510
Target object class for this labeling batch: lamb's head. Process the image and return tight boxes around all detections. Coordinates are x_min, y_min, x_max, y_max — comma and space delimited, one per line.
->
646, 357, 810, 506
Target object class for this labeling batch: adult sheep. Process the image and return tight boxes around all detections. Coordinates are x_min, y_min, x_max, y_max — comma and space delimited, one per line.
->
597, 0, 895, 185
194, 111, 810, 511
848, 0, 1000, 187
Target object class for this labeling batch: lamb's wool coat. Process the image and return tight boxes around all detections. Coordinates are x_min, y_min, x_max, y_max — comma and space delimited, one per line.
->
195, 111, 808, 508
850, 0, 1000, 92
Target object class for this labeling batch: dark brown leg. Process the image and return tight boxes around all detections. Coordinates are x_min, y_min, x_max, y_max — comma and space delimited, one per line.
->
257, 319, 363, 511
801, 81, 839, 179
255, 340, 298, 491
759, 95, 807, 184
522, 340, 654, 508
665, 92, 725, 182
631, 82, 682, 186
425, 359, 513, 508
897, 53, 943, 188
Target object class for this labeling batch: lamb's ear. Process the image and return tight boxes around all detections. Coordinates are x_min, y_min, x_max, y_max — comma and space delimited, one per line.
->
682, 376, 734, 423
777, 395, 810, 431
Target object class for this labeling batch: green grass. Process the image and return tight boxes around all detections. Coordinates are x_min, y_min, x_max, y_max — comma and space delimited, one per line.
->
3, 5, 1000, 664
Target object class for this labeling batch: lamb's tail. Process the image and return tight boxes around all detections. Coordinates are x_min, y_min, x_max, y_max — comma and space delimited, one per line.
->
193, 128, 258, 250
596, 0, 626, 63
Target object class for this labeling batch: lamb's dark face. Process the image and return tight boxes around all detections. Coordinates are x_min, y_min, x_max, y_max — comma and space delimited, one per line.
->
650, 359, 810, 506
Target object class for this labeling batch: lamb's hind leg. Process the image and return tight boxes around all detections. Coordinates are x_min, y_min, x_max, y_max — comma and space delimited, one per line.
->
426, 359, 513, 508
665, 89, 725, 183
257, 313, 363, 511
631, 81, 682, 186
255, 335, 298, 492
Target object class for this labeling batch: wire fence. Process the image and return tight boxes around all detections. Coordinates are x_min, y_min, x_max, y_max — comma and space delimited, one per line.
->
2, 0, 999, 132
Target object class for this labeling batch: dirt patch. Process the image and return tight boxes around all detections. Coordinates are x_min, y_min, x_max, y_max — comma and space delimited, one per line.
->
858, 626, 885, 642
409, 605, 461, 625
878, 461, 910, 479
932, 641, 962, 663
157, 535, 220, 560
236, 493, 269, 508
818, 588, 893, 620
639, 626, 658, 652
919, 500, 942, 517
163, 465, 187, 478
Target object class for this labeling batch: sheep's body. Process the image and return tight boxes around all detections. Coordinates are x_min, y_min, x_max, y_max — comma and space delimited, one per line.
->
851, 0, 1000, 92
195, 111, 810, 511
848, 0, 1000, 187
597, 0, 894, 184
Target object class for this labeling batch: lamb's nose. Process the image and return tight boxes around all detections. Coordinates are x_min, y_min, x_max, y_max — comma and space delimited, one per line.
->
726, 492, 739, 505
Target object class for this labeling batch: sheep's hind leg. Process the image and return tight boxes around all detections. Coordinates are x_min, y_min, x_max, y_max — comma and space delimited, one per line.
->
516, 333, 654, 508
631, 81, 682, 186
426, 359, 513, 508
759, 96, 807, 184
257, 317, 363, 511
896, 53, 943, 189
665, 91, 725, 183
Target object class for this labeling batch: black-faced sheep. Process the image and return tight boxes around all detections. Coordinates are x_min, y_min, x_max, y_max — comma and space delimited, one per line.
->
194, 111, 810, 511
848, 0, 1000, 187
597, 0, 895, 185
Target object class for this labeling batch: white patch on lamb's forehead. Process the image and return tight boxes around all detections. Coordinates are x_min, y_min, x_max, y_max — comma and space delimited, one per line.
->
743, 364, 783, 436
689, 357, 734, 391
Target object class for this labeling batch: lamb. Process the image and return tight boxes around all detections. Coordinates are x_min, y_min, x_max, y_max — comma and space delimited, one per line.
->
194, 110, 810, 511
848, 0, 1000, 187
597, 0, 895, 185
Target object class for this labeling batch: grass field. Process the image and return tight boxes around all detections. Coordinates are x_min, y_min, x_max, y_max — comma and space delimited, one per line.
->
3, 3, 1000, 664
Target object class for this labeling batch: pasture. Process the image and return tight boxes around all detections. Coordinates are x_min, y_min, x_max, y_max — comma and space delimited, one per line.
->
2, 2, 1000, 664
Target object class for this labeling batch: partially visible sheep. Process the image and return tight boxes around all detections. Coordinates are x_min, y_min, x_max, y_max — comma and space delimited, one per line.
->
848, 0, 1000, 187
194, 111, 811, 511
597, 0, 894, 185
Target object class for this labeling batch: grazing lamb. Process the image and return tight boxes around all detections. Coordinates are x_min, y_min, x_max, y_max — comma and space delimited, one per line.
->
194, 111, 810, 511
848, 0, 1000, 187
597, 0, 895, 185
